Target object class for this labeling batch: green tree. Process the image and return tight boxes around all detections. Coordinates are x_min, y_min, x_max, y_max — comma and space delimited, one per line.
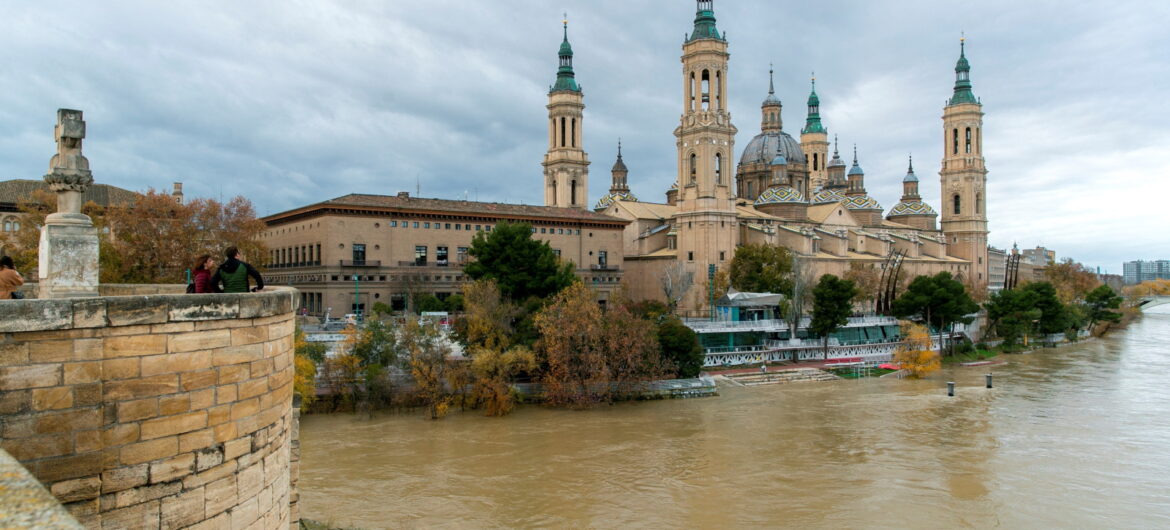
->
1022, 282, 1069, 337
809, 275, 859, 360
349, 319, 400, 368
444, 293, 465, 312
657, 316, 704, 378
1084, 284, 1123, 329
891, 272, 978, 356
465, 220, 575, 302
985, 288, 1041, 348
414, 294, 446, 313
728, 244, 794, 295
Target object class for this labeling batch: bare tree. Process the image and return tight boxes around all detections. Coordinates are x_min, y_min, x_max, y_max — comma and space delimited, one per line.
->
660, 261, 694, 313
786, 255, 816, 354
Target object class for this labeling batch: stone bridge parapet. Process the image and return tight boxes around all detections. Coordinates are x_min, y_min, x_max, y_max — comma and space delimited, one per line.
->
0, 286, 298, 529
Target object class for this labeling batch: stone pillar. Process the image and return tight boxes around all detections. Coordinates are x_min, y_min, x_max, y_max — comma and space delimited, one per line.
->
39, 109, 99, 299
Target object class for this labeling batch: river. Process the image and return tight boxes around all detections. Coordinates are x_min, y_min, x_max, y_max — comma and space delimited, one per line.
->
299, 312, 1170, 528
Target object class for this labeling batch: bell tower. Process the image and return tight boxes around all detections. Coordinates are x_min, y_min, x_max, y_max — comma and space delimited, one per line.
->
800, 75, 830, 190
940, 38, 989, 291
542, 17, 590, 209
673, 0, 738, 311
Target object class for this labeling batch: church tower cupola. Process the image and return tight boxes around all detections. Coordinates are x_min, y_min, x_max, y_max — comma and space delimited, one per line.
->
689, 0, 723, 42
949, 38, 977, 106
940, 36, 989, 291
802, 76, 825, 135
542, 16, 590, 209
594, 140, 638, 211
800, 73, 830, 190
887, 154, 938, 231
761, 66, 781, 133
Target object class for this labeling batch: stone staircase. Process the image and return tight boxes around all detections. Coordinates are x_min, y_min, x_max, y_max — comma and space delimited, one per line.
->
725, 368, 841, 386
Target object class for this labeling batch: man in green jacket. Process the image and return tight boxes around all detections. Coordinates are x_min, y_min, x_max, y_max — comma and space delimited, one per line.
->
214, 246, 265, 293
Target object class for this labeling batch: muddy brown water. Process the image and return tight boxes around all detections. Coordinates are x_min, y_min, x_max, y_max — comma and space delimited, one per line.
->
300, 313, 1170, 528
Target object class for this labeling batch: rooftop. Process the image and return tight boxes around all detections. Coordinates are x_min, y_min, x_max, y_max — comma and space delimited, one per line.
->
263, 193, 630, 226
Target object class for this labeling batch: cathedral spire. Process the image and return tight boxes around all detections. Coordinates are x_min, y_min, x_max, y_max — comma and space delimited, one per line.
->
802, 73, 826, 134
948, 36, 977, 105
688, 0, 722, 41
551, 16, 580, 93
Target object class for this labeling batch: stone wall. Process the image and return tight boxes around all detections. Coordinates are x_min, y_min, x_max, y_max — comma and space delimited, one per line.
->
0, 287, 298, 529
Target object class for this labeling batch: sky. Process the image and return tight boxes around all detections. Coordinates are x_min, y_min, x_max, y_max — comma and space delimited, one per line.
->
1, 0, 1167, 274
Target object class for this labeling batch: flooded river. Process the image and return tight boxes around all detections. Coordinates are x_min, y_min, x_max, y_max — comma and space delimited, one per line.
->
299, 313, 1170, 528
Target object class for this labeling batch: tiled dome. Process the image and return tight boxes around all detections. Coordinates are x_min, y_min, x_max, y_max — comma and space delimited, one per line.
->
843, 195, 882, 210
754, 186, 805, 205
812, 188, 846, 204
594, 191, 638, 210
888, 201, 937, 216
739, 132, 806, 166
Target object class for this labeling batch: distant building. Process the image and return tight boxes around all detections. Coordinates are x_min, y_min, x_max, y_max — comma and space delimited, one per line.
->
988, 246, 1006, 293
1021, 245, 1055, 266
1123, 260, 1170, 285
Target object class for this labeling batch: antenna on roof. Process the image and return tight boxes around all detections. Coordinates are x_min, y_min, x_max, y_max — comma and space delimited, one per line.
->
416, 174, 420, 197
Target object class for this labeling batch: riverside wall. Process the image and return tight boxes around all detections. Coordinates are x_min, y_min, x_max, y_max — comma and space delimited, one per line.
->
0, 286, 298, 529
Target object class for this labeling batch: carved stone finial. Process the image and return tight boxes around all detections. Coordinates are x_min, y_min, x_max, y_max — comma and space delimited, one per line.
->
43, 109, 94, 220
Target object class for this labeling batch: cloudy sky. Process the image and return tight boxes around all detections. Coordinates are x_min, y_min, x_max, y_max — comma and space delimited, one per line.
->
2, 0, 1167, 273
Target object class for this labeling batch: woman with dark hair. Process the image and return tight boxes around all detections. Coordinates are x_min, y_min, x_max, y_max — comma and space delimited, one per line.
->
0, 255, 24, 299
192, 254, 217, 293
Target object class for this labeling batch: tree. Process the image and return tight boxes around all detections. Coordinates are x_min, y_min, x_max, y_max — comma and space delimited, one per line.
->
402, 320, 454, 419
660, 261, 694, 313
292, 324, 324, 410
348, 318, 400, 368
985, 288, 1041, 348
809, 275, 858, 360
893, 322, 940, 378
1044, 258, 1100, 304
658, 316, 704, 378
1023, 282, 1069, 337
891, 272, 978, 356
728, 244, 793, 295
785, 256, 815, 354
464, 220, 575, 302
459, 279, 521, 351
414, 293, 446, 313
470, 345, 536, 416
843, 262, 881, 309
1084, 284, 1123, 329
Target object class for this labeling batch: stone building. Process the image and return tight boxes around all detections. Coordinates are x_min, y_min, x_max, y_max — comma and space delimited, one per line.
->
259, 193, 627, 316
594, 1, 989, 311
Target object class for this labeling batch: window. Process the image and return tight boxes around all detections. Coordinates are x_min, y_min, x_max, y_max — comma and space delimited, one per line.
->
476, 225, 482, 231
976, 193, 983, 214
413, 222, 419, 228
571, 179, 577, 205
558, 228, 564, 235
687, 251, 694, 261
571, 117, 576, 147
415, 245, 427, 266
486, 226, 492, 232
436, 246, 449, 266
701, 69, 710, 110
952, 128, 959, 155
720, 251, 725, 261
715, 153, 722, 184
553, 249, 561, 257
465, 224, 470, 231
445, 223, 451, 229
457, 247, 468, 264
953, 194, 961, 215
689, 153, 697, 182
455, 224, 461, 230
561, 117, 566, 147
813, 153, 819, 171
390, 220, 397, 227
423, 222, 430, 229
541, 227, 546, 234
965, 127, 972, 154
598, 250, 607, 268
434, 223, 440, 230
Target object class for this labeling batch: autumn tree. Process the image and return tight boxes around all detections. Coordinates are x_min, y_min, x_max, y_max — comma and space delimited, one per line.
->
403, 320, 454, 419
292, 325, 324, 410
728, 243, 794, 295
465, 220, 574, 302
470, 346, 537, 416
893, 322, 940, 378
1, 189, 108, 275
810, 274, 858, 360
843, 262, 881, 310
1044, 258, 1100, 304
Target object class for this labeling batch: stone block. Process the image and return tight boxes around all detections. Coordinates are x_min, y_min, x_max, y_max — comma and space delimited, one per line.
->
142, 350, 212, 377
204, 475, 238, 518
248, 359, 273, 378
230, 326, 268, 347
151, 321, 195, 334
100, 499, 160, 529
121, 436, 179, 465
37, 222, 99, 299
159, 393, 191, 415
213, 344, 264, 367
235, 461, 264, 500
36, 407, 101, 434
218, 364, 250, 384
102, 423, 140, 447
149, 452, 195, 484
208, 403, 231, 426
106, 296, 169, 326
105, 334, 168, 358
169, 297, 240, 322
195, 446, 224, 472
0, 390, 30, 415
230, 496, 259, 530
0, 342, 30, 364
0, 363, 62, 389
238, 378, 268, 400
182, 369, 219, 391
160, 486, 206, 530
118, 397, 159, 422
28, 339, 74, 363
34, 451, 102, 482
268, 319, 295, 340
239, 292, 292, 319
267, 366, 292, 391
101, 463, 149, 493
75, 428, 103, 453
230, 398, 260, 421
0, 299, 72, 333
102, 357, 140, 380
63, 360, 102, 385
213, 421, 238, 443
73, 338, 104, 360
140, 410, 208, 440
216, 384, 238, 404
189, 388, 214, 410
182, 459, 236, 489
104, 374, 179, 400
72, 298, 107, 328
32, 386, 74, 410
113, 480, 182, 509
169, 329, 232, 353
180, 428, 216, 453
2, 433, 72, 460
188, 511, 229, 530
74, 383, 102, 407
50, 476, 102, 503
103, 324, 153, 337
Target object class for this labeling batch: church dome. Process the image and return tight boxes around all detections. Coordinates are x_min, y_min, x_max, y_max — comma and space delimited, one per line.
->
739, 132, 806, 167
812, 187, 846, 204
595, 191, 638, 210
843, 195, 882, 211
888, 201, 937, 216
754, 186, 804, 205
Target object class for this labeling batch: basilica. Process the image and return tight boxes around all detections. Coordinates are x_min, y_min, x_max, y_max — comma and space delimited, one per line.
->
542, 1, 990, 311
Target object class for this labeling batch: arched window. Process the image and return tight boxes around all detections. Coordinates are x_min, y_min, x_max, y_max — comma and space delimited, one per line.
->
813, 153, 819, 171
689, 153, 697, 183
2, 220, 9, 232
549, 119, 555, 147
714, 153, 722, 184
965, 127, 972, 154
953, 129, 959, 155
715, 70, 722, 110
571, 118, 576, 148
560, 117, 566, 147
977, 127, 982, 154
570, 179, 577, 205
976, 193, 983, 214
689, 72, 696, 111
551, 179, 557, 201
747, 182, 754, 197
953, 194, 961, 215
701, 70, 711, 111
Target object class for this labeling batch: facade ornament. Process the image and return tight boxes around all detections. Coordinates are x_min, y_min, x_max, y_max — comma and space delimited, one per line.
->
43, 109, 95, 225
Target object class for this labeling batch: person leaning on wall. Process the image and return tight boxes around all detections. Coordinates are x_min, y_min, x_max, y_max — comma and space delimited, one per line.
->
213, 246, 264, 293
0, 255, 25, 299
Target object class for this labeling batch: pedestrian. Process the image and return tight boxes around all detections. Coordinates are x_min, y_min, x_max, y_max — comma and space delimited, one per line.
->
214, 246, 264, 293
0, 256, 25, 299
191, 254, 218, 293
